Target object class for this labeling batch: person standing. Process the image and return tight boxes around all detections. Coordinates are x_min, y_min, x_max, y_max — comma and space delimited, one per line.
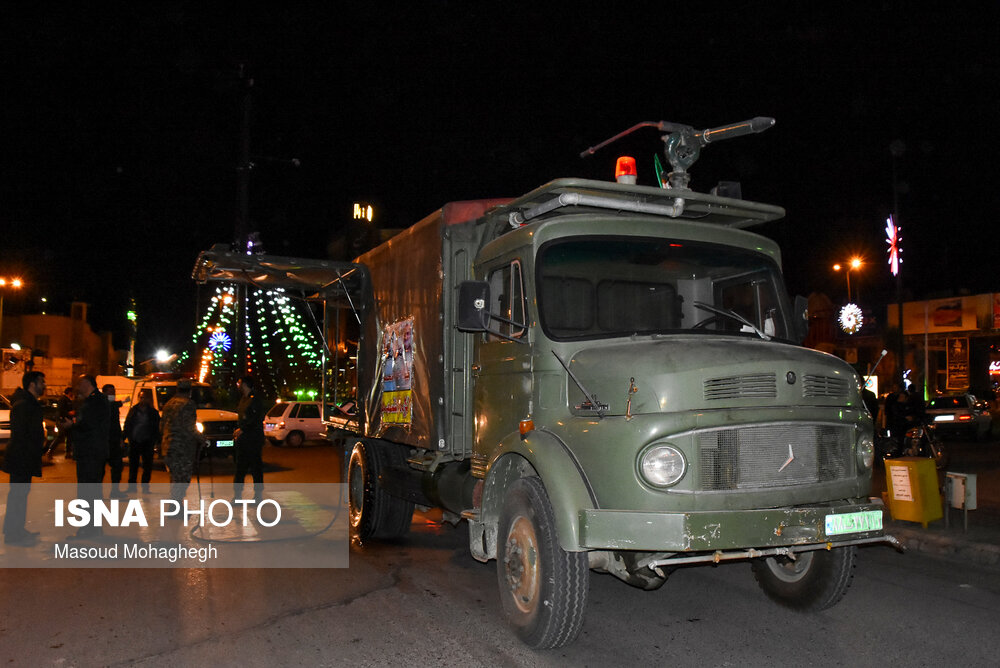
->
102, 384, 126, 498
2, 371, 46, 546
45, 386, 75, 459
123, 389, 159, 493
233, 375, 266, 502
61, 374, 109, 538
160, 378, 201, 502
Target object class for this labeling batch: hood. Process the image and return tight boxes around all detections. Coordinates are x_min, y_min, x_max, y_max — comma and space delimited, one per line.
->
196, 408, 239, 421
566, 336, 860, 416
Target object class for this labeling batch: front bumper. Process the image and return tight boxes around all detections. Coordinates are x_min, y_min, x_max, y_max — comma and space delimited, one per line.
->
578, 499, 886, 552
204, 435, 235, 449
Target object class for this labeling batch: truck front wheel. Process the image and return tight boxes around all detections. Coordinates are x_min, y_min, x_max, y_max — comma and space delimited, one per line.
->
348, 441, 414, 540
496, 477, 589, 649
750, 546, 856, 611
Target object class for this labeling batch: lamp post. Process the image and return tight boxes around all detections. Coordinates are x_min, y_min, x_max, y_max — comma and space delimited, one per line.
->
0, 277, 25, 350
832, 257, 863, 303
890, 139, 907, 389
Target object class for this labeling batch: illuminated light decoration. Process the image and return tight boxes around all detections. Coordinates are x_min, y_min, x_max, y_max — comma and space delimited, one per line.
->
187, 282, 324, 394
838, 303, 864, 335
615, 156, 637, 184
885, 215, 901, 277
353, 203, 374, 221
198, 349, 213, 383
208, 330, 232, 352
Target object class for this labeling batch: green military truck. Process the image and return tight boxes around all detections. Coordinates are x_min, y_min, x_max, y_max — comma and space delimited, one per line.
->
194, 118, 893, 649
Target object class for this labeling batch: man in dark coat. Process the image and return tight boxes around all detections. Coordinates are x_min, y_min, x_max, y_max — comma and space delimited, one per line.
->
102, 383, 126, 497
62, 374, 110, 538
233, 375, 267, 501
124, 388, 160, 493
2, 371, 46, 546
44, 386, 74, 459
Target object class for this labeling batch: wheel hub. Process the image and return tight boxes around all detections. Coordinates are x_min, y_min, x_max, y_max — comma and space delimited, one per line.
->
765, 550, 813, 583
503, 515, 539, 613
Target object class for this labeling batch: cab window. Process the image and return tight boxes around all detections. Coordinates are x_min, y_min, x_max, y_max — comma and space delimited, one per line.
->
486, 260, 527, 341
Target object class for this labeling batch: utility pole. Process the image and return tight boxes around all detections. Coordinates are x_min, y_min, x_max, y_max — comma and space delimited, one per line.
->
233, 65, 254, 383
890, 140, 906, 390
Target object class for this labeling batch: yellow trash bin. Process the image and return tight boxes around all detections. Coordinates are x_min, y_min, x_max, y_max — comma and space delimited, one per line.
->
884, 457, 942, 528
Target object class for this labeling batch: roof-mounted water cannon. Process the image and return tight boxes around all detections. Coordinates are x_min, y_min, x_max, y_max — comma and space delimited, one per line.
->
580, 116, 776, 190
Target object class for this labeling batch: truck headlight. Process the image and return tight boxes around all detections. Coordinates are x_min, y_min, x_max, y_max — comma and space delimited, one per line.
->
640, 444, 686, 487
857, 435, 874, 470
196, 422, 204, 434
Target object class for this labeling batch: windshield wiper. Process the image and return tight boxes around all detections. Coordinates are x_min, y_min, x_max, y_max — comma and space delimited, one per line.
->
551, 350, 607, 417
693, 301, 770, 340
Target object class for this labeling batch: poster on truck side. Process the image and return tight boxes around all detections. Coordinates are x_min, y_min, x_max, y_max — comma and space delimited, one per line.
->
380, 318, 414, 425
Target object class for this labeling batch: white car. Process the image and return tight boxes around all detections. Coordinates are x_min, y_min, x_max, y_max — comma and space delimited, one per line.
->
264, 401, 328, 447
0, 393, 11, 446
926, 393, 992, 440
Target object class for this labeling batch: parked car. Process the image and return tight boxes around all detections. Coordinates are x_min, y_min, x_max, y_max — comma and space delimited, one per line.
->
0, 393, 11, 448
926, 393, 991, 440
40, 397, 61, 445
130, 374, 238, 459
264, 401, 329, 447
0, 394, 59, 452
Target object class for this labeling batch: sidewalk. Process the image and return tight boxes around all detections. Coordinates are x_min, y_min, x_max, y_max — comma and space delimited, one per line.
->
873, 461, 1000, 568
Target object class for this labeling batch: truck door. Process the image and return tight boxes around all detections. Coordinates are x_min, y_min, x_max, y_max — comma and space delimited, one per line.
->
472, 259, 532, 454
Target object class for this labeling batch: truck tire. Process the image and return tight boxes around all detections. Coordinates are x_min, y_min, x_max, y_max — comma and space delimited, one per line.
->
750, 546, 856, 611
348, 441, 414, 540
496, 476, 589, 649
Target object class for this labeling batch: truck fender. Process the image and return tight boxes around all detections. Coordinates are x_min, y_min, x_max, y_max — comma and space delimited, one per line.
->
476, 429, 596, 560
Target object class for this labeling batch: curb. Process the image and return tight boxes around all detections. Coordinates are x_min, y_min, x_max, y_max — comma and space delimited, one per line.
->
886, 524, 1000, 568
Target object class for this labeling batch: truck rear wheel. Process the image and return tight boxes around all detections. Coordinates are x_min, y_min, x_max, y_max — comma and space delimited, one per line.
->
496, 477, 589, 649
348, 441, 414, 540
750, 546, 856, 611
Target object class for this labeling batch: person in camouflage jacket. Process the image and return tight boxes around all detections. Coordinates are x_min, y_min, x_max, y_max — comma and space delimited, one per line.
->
160, 378, 203, 502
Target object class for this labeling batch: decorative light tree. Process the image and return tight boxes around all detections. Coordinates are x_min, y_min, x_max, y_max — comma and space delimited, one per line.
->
183, 284, 323, 398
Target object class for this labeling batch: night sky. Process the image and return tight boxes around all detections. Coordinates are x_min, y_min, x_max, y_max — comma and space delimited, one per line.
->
2, 3, 997, 358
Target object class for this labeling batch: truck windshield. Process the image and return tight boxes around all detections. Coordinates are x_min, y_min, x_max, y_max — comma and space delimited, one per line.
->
537, 237, 793, 342
155, 385, 218, 410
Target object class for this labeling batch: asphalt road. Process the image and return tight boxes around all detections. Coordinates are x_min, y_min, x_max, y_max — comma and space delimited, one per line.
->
2, 442, 999, 666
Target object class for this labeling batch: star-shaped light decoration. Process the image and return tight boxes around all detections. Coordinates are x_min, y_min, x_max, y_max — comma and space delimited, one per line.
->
838, 303, 864, 334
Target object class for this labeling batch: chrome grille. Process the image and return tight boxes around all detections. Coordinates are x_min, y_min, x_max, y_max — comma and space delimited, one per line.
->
803, 374, 849, 398
704, 373, 776, 401
697, 423, 853, 490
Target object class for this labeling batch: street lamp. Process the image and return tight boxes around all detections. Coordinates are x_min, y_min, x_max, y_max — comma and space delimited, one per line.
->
0, 277, 25, 349
832, 257, 863, 302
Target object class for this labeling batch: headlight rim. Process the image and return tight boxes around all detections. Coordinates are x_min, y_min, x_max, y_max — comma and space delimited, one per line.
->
638, 442, 688, 489
857, 435, 875, 470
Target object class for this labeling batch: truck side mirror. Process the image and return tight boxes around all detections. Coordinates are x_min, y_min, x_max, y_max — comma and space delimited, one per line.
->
793, 295, 809, 343
457, 281, 491, 332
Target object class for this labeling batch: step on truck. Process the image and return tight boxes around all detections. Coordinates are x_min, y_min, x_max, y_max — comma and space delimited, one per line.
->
193, 117, 897, 649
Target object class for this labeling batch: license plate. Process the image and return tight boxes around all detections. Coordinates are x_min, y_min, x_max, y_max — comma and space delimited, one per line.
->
934, 415, 954, 422
214, 439, 234, 448
825, 510, 883, 536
